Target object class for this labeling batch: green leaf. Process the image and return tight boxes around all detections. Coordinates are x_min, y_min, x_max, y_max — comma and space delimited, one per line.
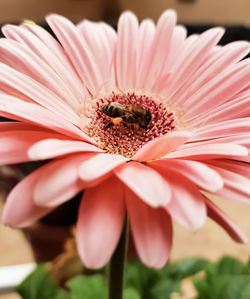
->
215, 256, 249, 276
215, 276, 250, 299
125, 258, 209, 299
151, 278, 181, 299
125, 261, 160, 299
162, 257, 209, 280
193, 277, 210, 299
195, 275, 250, 299
67, 274, 106, 299
193, 256, 250, 299
150, 258, 209, 299
123, 287, 141, 299
16, 264, 69, 299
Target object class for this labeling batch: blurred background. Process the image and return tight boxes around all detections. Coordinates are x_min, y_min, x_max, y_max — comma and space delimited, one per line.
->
0, 0, 250, 24
0, 0, 249, 44
0, 1, 250, 299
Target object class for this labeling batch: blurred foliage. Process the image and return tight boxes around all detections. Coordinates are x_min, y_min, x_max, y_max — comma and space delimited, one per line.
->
193, 256, 250, 299
17, 256, 250, 299
16, 264, 68, 299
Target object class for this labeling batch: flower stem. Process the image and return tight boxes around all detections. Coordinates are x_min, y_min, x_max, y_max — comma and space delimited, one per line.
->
108, 216, 129, 299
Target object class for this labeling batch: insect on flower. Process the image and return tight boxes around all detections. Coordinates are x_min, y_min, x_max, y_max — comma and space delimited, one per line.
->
102, 102, 152, 129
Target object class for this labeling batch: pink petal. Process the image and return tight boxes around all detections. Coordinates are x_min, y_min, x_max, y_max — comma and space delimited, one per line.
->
0, 62, 79, 125
166, 143, 248, 159
169, 27, 223, 74
208, 165, 250, 195
149, 163, 207, 230
33, 154, 97, 207
150, 159, 223, 192
164, 173, 206, 230
195, 134, 250, 149
166, 27, 225, 100
175, 41, 250, 108
132, 131, 192, 161
28, 138, 103, 160
238, 156, 250, 163
0, 94, 94, 143
152, 72, 172, 94
2, 168, 54, 228
205, 160, 250, 204
126, 187, 172, 268
0, 121, 49, 132
192, 118, 250, 141
22, 22, 87, 100
206, 159, 250, 179
0, 130, 66, 165
77, 20, 117, 93
192, 41, 250, 89
76, 176, 125, 269
216, 186, 250, 204
0, 36, 81, 112
3, 24, 86, 108
115, 162, 171, 207
184, 59, 250, 119
191, 95, 250, 127
116, 11, 138, 90
151, 9, 177, 78
167, 33, 198, 75
79, 153, 128, 185
166, 184, 206, 231
206, 198, 247, 243
138, 10, 176, 90
46, 14, 104, 95
162, 25, 187, 72
136, 19, 155, 89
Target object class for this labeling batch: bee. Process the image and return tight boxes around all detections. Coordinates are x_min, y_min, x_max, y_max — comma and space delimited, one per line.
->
102, 102, 152, 129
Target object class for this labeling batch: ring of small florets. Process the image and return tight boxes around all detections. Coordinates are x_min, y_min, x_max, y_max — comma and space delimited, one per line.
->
84, 91, 176, 158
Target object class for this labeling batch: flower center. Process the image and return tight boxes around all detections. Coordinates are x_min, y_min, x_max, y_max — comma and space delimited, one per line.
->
84, 92, 176, 158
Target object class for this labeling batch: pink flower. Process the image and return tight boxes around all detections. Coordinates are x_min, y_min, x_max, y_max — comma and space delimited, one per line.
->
1, 10, 250, 269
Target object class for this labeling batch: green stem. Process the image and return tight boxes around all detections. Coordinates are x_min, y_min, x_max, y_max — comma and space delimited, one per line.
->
108, 216, 129, 299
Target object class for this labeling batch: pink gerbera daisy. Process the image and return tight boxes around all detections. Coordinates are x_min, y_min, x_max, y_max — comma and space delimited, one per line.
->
1, 10, 250, 269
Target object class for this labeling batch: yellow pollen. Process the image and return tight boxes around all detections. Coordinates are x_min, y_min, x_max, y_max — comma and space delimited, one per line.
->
23, 19, 36, 25
113, 117, 123, 125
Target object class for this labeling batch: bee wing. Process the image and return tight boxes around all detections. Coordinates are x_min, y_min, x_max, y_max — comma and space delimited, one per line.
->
123, 108, 135, 115
113, 103, 134, 114
112, 102, 126, 109
132, 106, 144, 117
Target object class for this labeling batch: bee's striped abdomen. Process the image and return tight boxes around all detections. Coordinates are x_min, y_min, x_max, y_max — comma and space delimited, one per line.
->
103, 103, 126, 118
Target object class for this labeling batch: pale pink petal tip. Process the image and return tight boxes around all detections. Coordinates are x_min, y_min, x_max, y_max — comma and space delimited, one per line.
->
119, 10, 138, 20
206, 198, 248, 244
76, 177, 125, 269
165, 179, 207, 231
33, 156, 89, 208
132, 131, 193, 161
2, 170, 53, 227
126, 187, 172, 268
116, 162, 171, 208
158, 9, 177, 24
28, 138, 102, 160
151, 159, 224, 193
79, 153, 128, 183
45, 13, 64, 21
